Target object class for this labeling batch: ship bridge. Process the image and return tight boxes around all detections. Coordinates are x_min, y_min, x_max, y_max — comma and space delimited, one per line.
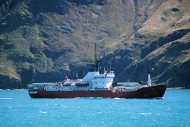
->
84, 71, 115, 89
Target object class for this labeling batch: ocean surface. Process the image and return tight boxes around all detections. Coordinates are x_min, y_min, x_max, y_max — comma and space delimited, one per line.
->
0, 90, 190, 127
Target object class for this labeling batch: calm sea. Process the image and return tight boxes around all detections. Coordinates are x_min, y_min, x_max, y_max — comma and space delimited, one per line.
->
0, 89, 190, 127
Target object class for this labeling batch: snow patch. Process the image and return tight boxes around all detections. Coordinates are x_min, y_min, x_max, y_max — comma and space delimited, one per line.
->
92, 12, 99, 18
96, 5, 102, 10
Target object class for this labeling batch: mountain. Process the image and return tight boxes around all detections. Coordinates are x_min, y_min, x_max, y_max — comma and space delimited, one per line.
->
0, 0, 190, 89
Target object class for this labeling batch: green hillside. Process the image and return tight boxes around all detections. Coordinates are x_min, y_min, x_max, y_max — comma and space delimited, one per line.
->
0, 0, 190, 89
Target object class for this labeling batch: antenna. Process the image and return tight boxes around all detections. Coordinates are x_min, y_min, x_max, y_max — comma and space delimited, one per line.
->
94, 42, 101, 72
148, 68, 154, 74
108, 61, 111, 73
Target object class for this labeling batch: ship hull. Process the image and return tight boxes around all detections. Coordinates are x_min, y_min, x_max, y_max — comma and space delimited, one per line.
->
29, 84, 167, 99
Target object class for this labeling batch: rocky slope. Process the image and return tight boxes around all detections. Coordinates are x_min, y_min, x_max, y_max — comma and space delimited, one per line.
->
0, 0, 190, 89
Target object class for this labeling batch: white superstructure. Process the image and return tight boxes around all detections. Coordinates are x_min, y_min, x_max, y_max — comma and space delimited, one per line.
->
28, 71, 115, 92
88, 71, 114, 89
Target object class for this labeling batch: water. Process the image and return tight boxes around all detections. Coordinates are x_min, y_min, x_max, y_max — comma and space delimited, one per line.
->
0, 90, 190, 127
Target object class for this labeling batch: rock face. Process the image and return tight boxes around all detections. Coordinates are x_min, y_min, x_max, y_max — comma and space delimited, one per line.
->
0, 0, 190, 89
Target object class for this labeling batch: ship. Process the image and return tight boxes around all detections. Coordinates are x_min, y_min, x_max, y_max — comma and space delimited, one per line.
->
28, 43, 167, 99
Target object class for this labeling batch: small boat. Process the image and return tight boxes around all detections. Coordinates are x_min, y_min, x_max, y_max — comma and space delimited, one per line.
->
28, 43, 167, 98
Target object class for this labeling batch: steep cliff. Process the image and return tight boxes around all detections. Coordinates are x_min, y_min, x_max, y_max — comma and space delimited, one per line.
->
0, 0, 190, 89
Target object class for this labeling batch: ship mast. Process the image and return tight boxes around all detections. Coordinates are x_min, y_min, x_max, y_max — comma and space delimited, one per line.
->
94, 42, 100, 72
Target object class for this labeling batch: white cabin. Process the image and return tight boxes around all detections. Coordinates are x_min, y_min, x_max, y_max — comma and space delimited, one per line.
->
28, 71, 115, 91
79, 71, 115, 89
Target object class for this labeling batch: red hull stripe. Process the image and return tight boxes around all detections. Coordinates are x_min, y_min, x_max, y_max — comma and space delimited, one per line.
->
29, 85, 167, 98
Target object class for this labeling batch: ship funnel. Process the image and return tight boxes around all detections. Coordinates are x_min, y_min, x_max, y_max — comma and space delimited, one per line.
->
148, 68, 153, 86
148, 74, 151, 86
